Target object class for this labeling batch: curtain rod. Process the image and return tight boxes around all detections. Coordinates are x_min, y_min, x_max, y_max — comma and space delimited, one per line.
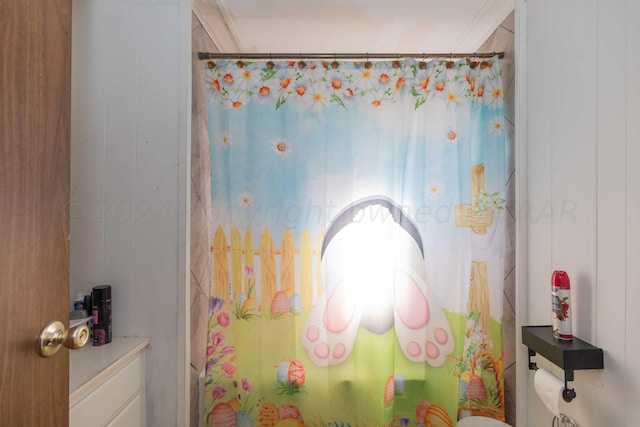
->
197, 51, 504, 61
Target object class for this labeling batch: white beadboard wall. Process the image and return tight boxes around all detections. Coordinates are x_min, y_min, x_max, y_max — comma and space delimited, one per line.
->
520, 0, 640, 426
69, 0, 191, 426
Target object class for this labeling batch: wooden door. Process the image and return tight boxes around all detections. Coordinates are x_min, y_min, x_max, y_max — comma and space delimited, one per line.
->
0, 0, 72, 425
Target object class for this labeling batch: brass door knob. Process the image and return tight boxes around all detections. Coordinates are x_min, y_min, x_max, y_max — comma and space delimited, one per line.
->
36, 320, 90, 357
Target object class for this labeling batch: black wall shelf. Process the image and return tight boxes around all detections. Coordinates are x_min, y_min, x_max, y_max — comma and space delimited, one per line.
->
522, 325, 604, 402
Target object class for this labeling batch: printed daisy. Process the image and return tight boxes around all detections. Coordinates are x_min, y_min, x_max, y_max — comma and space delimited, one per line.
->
326, 69, 347, 93
224, 90, 249, 109
364, 89, 387, 108
236, 64, 261, 91
413, 67, 430, 95
488, 116, 505, 134
237, 191, 254, 207
444, 83, 466, 108
303, 85, 331, 112
325, 70, 354, 106
391, 66, 412, 96
446, 129, 459, 144
270, 137, 292, 157
293, 82, 309, 101
218, 131, 232, 148
205, 69, 224, 101
255, 78, 278, 104
483, 79, 504, 109
353, 67, 376, 92
425, 180, 445, 199
276, 68, 297, 92
219, 67, 240, 89
373, 68, 393, 91
429, 76, 447, 100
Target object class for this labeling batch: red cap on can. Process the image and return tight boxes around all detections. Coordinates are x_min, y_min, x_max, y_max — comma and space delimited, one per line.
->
551, 270, 570, 289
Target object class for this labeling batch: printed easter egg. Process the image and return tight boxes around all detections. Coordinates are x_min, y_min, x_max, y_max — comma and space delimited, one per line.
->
287, 359, 305, 386
416, 400, 431, 421
278, 403, 304, 422
423, 403, 453, 427
289, 293, 302, 312
236, 410, 254, 427
384, 375, 395, 405
209, 402, 236, 427
458, 379, 468, 397
276, 361, 289, 383
256, 402, 279, 427
394, 373, 405, 393
466, 374, 487, 402
271, 291, 290, 315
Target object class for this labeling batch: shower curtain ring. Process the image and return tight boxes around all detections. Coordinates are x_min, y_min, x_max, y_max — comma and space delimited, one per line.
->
331, 53, 339, 69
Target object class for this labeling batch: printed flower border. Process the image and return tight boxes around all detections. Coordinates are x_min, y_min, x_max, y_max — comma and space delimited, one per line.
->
205, 57, 503, 111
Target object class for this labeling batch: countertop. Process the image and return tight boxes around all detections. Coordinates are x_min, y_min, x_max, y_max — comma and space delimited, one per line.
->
69, 337, 149, 407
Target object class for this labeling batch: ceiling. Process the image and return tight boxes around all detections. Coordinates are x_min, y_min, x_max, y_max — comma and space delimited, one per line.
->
192, 0, 514, 55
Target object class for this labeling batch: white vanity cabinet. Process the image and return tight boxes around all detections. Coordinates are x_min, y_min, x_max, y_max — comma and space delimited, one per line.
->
70, 338, 149, 427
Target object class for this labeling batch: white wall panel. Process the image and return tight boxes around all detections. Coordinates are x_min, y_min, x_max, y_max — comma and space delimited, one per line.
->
70, 2, 108, 296
594, 1, 628, 426
134, 5, 183, 426
70, 0, 189, 425
625, 1, 640, 422
103, 5, 140, 338
549, 0, 598, 345
523, 0, 640, 426
525, 0, 553, 329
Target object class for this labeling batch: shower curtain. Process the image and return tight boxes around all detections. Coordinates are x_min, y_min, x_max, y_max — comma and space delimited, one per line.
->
203, 56, 506, 427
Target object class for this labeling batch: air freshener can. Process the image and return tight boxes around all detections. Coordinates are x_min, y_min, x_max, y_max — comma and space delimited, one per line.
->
551, 270, 572, 340
92, 285, 112, 346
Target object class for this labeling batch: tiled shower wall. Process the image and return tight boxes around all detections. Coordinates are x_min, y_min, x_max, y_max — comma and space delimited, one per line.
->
190, 12, 217, 427
189, 11, 516, 426
477, 10, 517, 426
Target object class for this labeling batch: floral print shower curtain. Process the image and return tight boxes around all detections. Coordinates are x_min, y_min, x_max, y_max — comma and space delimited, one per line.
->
203, 56, 507, 427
